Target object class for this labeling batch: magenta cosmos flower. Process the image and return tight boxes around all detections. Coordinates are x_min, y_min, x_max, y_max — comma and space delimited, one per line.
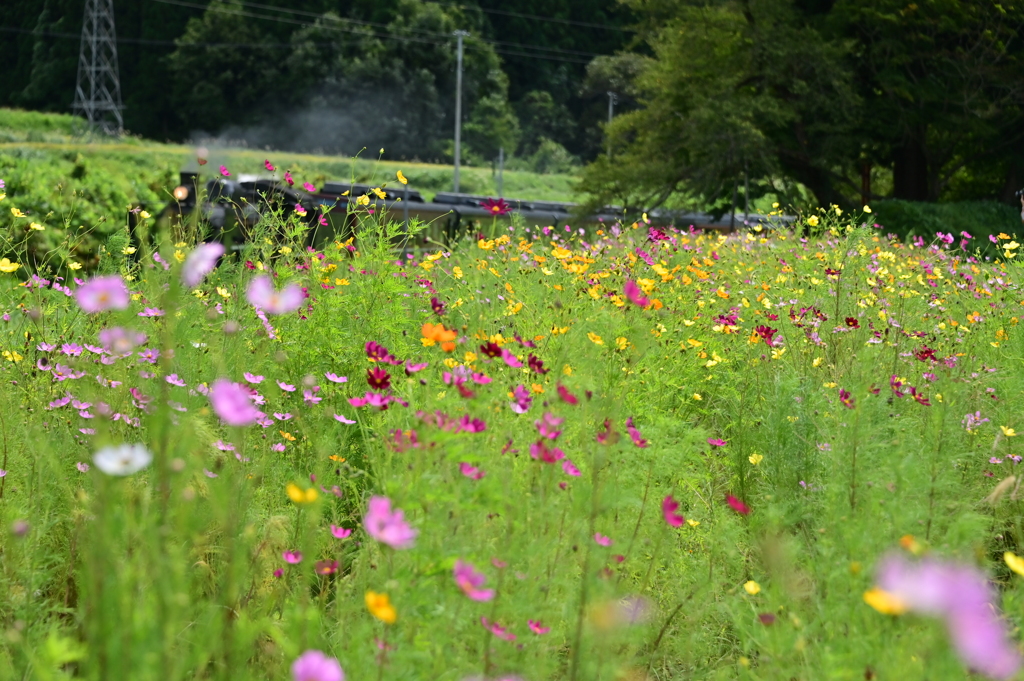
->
453, 559, 495, 601
662, 495, 685, 527
75, 275, 130, 313
291, 650, 344, 681
246, 275, 305, 314
181, 242, 225, 288
363, 496, 417, 549
874, 553, 1021, 679
209, 378, 261, 426
624, 279, 650, 307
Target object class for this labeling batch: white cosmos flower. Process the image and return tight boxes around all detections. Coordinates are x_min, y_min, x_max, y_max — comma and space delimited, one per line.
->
93, 443, 153, 476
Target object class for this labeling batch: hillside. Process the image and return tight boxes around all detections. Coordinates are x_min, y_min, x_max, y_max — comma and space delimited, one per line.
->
0, 108, 580, 230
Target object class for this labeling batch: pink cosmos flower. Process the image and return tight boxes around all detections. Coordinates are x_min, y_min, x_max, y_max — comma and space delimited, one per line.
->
271, 443, 286, 452
181, 242, 225, 288
454, 560, 495, 601
624, 279, 650, 307
282, 550, 302, 564
363, 496, 417, 549
219, 165, 230, 177
291, 650, 344, 681
277, 380, 296, 392
75, 275, 130, 313
76, 462, 89, 472
333, 414, 356, 424
246, 275, 304, 315
243, 372, 264, 383
662, 495, 685, 527
325, 372, 347, 383
875, 553, 1021, 679
302, 182, 316, 192
626, 417, 648, 447
726, 494, 751, 515
459, 462, 485, 480
330, 525, 352, 539
284, 170, 294, 186
562, 459, 581, 476
264, 159, 275, 172
594, 533, 613, 546
500, 348, 523, 368
529, 440, 565, 463
480, 616, 516, 641
708, 438, 727, 447
528, 620, 550, 635
535, 412, 564, 440
209, 378, 261, 426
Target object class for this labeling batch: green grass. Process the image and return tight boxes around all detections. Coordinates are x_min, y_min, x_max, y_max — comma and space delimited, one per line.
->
0, 161, 1023, 680
0, 107, 579, 215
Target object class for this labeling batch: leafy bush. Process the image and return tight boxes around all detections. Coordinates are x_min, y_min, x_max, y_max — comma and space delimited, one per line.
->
866, 200, 1020, 246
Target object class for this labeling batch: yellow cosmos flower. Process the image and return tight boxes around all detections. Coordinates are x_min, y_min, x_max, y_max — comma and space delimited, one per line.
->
1001, 426, 1017, 437
551, 246, 572, 260
806, 215, 819, 227
286, 483, 318, 504
0, 258, 20, 273
587, 332, 604, 346
68, 262, 82, 270
863, 587, 907, 615
371, 187, 386, 200
356, 194, 370, 206
29, 222, 44, 231
452, 266, 463, 279
10, 207, 25, 218
748, 453, 763, 465
217, 287, 231, 299
2, 350, 23, 363
1005, 552, 1024, 577
122, 246, 137, 255
396, 170, 408, 185
743, 580, 761, 595
365, 591, 397, 624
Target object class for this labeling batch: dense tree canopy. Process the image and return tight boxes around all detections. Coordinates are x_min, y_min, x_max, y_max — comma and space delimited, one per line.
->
581, 0, 1024, 211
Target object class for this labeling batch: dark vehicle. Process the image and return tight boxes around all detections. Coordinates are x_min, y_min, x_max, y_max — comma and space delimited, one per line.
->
159, 171, 789, 249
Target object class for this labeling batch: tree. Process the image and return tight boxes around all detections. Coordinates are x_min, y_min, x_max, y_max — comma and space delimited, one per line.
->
581, 0, 859, 212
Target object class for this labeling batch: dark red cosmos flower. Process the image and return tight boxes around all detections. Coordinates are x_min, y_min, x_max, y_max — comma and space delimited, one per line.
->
431, 297, 446, 316
915, 346, 937, 362
824, 268, 841, 278
648, 226, 669, 242
479, 341, 502, 358
527, 354, 549, 374
845, 317, 860, 328
482, 197, 511, 216
754, 325, 777, 345
514, 334, 537, 348
910, 386, 931, 406
890, 375, 904, 397
839, 388, 855, 409
366, 341, 401, 365
367, 367, 391, 391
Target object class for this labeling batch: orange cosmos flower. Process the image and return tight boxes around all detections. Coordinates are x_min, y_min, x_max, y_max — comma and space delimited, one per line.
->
421, 322, 458, 352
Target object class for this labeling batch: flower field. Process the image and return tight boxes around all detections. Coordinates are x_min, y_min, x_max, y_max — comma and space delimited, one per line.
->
2, 167, 1024, 681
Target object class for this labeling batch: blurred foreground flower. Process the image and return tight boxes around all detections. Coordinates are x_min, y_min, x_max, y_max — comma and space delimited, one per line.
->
246, 275, 304, 315
865, 552, 1021, 679
76, 275, 130, 313
93, 443, 152, 476
181, 242, 225, 288
363, 496, 417, 549
365, 590, 397, 623
291, 650, 344, 681
209, 379, 261, 426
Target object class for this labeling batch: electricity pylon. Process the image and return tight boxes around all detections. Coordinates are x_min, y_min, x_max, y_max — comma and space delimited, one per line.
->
72, 0, 124, 135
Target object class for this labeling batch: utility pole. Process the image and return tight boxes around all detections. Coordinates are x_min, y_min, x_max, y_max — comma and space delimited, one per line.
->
453, 30, 469, 194
497, 147, 504, 197
606, 91, 617, 159
72, 0, 123, 135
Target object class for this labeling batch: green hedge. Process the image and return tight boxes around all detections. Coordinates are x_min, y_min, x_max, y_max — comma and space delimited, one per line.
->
871, 200, 1021, 247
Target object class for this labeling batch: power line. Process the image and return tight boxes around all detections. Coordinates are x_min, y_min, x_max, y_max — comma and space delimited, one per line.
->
0, 25, 295, 48
218, 0, 607, 58
151, 0, 600, 64
423, 1, 634, 33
